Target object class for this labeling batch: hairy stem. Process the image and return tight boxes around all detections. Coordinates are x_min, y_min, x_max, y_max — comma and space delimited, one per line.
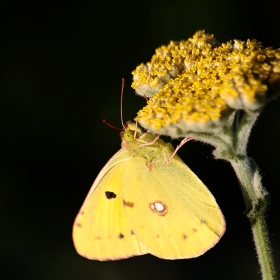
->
229, 157, 276, 280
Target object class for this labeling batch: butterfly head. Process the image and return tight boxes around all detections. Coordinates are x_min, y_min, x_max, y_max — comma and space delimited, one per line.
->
120, 122, 143, 142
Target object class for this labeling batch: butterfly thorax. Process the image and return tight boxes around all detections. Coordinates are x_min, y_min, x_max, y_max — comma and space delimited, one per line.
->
121, 122, 179, 165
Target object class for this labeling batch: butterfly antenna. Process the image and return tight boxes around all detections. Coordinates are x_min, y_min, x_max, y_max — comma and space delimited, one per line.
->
102, 119, 122, 131
120, 78, 125, 128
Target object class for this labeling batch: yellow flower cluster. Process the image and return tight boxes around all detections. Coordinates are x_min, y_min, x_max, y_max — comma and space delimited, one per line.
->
131, 31, 280, 137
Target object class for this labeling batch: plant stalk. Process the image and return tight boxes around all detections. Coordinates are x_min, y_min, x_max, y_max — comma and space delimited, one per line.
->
229, 157, 276, 280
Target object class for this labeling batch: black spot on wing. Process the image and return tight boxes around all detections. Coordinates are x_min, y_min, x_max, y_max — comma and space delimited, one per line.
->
119, 233, 125, 239
105, 191, 117, 199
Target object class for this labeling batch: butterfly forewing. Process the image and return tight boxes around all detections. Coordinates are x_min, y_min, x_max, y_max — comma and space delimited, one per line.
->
73, 149, 148, 260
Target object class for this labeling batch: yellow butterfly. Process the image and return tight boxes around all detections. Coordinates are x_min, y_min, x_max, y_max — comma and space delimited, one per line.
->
72, 121, 225, 260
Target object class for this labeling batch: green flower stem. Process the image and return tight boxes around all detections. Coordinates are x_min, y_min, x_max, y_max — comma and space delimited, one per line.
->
253, 215, 276, 280
195, 111, 277, 279
229, 157, 276, 280
235, 111, 259, 155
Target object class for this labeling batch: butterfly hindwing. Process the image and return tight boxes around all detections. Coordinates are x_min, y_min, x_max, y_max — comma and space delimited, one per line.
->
121, 144, 225, 259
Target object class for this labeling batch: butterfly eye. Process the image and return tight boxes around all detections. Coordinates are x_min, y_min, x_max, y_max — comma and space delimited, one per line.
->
123, 130, 134, 141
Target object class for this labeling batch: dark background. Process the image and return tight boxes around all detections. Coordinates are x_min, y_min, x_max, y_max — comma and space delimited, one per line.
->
1, 1, 280, 279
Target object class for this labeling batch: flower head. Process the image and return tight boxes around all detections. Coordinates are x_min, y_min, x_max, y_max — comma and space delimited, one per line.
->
132, 31, 280, 138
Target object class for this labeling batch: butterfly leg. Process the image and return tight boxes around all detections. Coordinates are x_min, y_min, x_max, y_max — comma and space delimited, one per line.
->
166, 137, 195, 163
138, 134, 160, 148
132, 121, 160, 148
